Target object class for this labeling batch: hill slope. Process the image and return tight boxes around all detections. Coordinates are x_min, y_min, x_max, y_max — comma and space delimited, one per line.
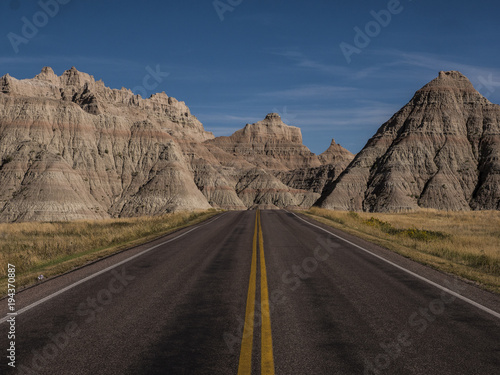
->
0, 67, 353, 222
320, 71, 500, 211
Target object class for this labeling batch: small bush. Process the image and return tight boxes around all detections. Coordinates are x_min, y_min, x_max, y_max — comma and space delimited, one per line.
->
326, 215, 345, 225
364, 217, 447, 241
348, 211, 360, 220
400, 228, 447, 241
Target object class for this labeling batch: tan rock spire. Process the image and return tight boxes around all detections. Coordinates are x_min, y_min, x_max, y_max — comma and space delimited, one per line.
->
320, 71, 500, 212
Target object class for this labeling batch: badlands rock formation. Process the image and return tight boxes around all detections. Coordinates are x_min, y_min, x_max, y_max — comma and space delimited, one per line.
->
0, 67, 213, 222
2, 67, 497, 221
207, 113, 321, 170
205, 114, 354, 206
0, 67, 353, 222
320, 71, 500, 211
275, 139, 354, 195
196, 114, 353, 210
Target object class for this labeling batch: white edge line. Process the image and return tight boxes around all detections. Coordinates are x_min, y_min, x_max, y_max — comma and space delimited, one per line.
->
0, 213, 226, 324
287, 210, 500, 320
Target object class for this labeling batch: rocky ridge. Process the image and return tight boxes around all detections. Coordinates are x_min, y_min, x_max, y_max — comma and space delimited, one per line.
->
320, 71, 500, 211
2, 68, 498, 222
0, 67, 353, 222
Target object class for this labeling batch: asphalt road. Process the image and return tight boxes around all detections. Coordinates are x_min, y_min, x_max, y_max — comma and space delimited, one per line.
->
1, 210, 499, 374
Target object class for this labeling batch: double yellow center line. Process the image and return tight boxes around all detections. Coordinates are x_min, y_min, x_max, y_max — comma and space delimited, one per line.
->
238, 210, 275, 375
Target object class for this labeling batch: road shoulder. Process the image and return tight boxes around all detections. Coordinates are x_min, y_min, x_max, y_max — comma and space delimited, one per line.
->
290, 210, 500, 319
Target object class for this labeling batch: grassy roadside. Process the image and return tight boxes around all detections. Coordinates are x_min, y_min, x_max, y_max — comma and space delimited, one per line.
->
0, 209, 220, 296
302, 207, 500, 294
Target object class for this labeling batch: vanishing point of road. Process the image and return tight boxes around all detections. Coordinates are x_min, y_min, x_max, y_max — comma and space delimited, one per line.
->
1, 210, 499, 374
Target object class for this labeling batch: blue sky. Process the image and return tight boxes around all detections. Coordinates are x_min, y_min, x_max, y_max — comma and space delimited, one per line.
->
1, 0, 500, 154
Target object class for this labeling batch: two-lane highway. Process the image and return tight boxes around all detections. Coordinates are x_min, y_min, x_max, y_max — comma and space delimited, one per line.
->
1, 210, 499, 374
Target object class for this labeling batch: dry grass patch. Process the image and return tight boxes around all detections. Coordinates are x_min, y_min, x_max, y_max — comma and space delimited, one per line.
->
304, 207, 500, 293
0, 210, 219, 296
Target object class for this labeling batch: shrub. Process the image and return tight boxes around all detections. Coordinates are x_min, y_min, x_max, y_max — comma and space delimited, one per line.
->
364, 217, 447, 241
348, 211, 360, 220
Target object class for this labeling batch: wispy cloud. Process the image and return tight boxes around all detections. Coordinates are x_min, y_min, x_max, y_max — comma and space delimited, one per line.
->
369, 50, 500, 100
258, 84, 357, 100
387, 51, 485, 72
196, 102, 397, 132
375, 50, 500, 84
269, 50, 351, 76
282, 103, 398, 130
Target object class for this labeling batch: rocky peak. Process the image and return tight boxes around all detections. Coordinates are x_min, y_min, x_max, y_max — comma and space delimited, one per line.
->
34, 66, 58, 83
417, 70, 479, 95
41, 66, 54, 74
207, 114, 321, 170
0, 73, 13, 93
149, 91, 169, 102
438, 70, 466, 79
263, 112, 282, 123
239, 114, 303, 144
319, 138, 354, 165
0, 67, 214, 142
320, 71, 500, 212
60, 66, 96, 88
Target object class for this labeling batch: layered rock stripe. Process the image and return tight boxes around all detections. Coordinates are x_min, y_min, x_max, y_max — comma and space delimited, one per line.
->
0, 67, 352, 222
320, 71, 500, 212
0, 68, 498, 222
